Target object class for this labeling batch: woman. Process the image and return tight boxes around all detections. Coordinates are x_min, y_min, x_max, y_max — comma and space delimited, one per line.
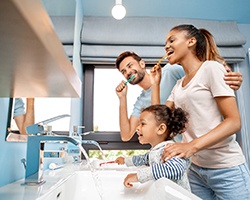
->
150, 24, 250, 200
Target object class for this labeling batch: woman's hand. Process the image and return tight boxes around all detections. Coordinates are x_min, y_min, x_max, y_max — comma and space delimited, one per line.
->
162, 142, 198, 161
123, 173, 138, 188
150, 64, 162, 86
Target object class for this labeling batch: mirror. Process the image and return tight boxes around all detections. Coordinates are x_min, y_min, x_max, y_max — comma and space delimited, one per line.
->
6, 98, 71, 142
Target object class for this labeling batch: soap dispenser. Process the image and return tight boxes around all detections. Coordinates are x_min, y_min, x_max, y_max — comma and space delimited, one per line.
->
67, 126, 85, 162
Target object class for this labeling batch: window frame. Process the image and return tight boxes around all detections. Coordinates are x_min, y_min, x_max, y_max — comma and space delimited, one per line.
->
81, 64, 150, 153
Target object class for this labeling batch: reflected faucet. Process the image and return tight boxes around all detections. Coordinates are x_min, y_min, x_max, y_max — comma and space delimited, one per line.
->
25, 114, 70, 135
23, 135, 79, 186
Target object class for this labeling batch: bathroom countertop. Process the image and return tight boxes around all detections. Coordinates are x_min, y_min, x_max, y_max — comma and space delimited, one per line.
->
0, 161, 202, 200
0, 163, 82, 200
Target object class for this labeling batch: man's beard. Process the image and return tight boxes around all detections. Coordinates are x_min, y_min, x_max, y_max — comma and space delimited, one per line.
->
131, 70, 145, 85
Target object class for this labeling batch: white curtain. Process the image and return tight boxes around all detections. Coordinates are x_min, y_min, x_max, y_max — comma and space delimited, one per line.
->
234, 63, 250, 168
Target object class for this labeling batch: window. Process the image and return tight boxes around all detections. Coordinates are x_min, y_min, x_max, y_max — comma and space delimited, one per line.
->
93, 68, 142, 131
82, 65, 151, 155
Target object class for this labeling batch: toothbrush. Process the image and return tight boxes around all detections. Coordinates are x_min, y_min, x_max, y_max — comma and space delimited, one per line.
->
157, 54, 168, 66
99, 161, 116, 166
124, 75, 135, 86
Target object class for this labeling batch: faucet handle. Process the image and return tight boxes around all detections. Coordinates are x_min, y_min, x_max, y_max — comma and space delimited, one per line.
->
26, 114, 70, 135
72, 126, 94, 136
40, 114, 70, 125
73, 125, 85, 133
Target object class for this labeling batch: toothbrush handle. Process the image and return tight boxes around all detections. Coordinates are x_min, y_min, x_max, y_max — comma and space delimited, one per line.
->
99, 161, 115, 166
157, 55, 168, 66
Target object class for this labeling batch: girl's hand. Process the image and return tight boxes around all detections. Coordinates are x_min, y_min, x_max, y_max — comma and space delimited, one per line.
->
115, 156, 125, 165
150, 65, 162, 86
123, 173, 138, 188
162, 142, 198, 161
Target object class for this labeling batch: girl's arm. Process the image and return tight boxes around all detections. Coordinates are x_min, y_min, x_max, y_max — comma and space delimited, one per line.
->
136, 156, 188, 183
124, 152, 150, 167
151, 157, 187, 180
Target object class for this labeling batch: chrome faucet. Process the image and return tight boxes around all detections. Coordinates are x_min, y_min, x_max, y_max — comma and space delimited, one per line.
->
23, 117, 102, 185
23, 135, 79, 186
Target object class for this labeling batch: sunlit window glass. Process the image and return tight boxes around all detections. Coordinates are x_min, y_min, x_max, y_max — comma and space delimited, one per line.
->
93, 68, 142, 131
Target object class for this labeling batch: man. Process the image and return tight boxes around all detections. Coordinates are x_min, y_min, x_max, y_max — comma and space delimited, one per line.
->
115, 51, 243, 141
13, 98, 35, 134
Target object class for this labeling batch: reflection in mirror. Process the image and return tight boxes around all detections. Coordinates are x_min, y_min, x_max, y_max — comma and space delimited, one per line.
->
13, 98, 35, 134
6, 98, 71, 142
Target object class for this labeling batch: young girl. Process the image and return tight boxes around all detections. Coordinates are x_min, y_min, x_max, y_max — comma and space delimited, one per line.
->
150, 24, 250, 199
115, 104, 191, 191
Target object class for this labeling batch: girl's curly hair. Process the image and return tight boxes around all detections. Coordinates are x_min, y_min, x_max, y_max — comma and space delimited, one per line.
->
142, 104, 188, 140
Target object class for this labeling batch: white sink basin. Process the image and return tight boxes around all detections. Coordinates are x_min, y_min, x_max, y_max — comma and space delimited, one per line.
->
37, 168, 201, 200
0, 163, 201, 200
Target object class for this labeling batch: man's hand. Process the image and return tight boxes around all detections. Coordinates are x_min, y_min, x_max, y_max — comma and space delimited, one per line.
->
115, 81, 128, 99
224, 65, 243, 91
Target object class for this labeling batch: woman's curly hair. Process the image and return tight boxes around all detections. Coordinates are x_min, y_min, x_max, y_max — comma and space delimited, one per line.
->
142, 104, 189, 140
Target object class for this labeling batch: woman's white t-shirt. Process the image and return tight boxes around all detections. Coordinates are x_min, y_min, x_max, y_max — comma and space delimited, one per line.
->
168, 61, 245, 168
